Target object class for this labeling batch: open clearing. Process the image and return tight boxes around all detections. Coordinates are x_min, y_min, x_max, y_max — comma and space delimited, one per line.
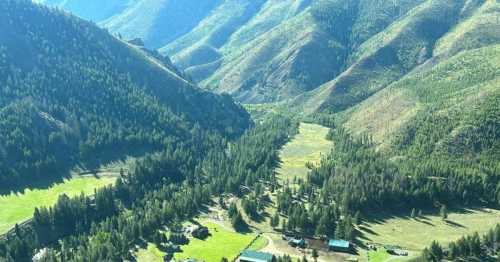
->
136, 243, 165, 262
277, 122, 332, 181
0, 175, 116, 234
174, 222, 257, 262
359, 208, 500, 257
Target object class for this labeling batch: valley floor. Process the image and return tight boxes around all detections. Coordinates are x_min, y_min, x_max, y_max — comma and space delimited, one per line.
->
133, 122, 500, 262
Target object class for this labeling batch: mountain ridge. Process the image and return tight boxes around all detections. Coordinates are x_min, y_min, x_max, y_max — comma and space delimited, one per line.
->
0, 0, 250, 188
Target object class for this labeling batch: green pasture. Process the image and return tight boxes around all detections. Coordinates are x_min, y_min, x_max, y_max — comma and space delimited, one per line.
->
360, 208, 500, 252
0, 176, 116, 234
277, 122, 332, 181
174, 222, 257, 262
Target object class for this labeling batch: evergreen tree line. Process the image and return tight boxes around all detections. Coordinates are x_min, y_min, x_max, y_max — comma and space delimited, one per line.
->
0, 0, 250, 189
308, 127, 500, 212
416, 224, 500, 261
267, 123, 498, 242
0, 116, 297, 261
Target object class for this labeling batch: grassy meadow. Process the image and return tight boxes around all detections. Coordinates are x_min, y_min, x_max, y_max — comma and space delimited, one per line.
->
277, 122, 332, 181
174, 222, 257, 262
136, 243, 165, 262
0, 176, 116, 234
359, 208, 500, 252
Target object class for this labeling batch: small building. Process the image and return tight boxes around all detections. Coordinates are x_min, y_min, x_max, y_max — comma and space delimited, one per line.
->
239, 250, 275, 262
328, 239, 351, 252
288, 238, 306, 248
191, 226, 209, 239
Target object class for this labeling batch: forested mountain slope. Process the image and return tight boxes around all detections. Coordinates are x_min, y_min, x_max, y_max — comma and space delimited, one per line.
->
344, 44, 500, 164
37, 0, 500, 109
331, 0, 500, 160
0, 0, 250, 188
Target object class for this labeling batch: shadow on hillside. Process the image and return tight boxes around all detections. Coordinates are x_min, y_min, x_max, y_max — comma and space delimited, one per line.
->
361, 206, 492, 226
0, 146, 155, 196
358, 206, 496, 242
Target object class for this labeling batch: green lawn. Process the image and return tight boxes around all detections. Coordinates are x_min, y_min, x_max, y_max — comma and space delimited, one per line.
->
247, 235, 268, 251
277, 122, 332, 181
360, 208, 500, 252
0, 176, 116, 234
368, 249, 391, 262
174, 222, 257, 262
136, 243, 165, 262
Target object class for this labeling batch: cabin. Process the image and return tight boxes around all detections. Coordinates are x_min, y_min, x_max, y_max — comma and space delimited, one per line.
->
288, 238, 306, 248
191, 226, 209, 239
239, 250, 275, 262
328, 239, 351, 252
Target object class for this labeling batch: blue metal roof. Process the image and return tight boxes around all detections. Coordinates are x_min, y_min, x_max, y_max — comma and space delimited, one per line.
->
328, 239, 350, 248
289, 238, 305, 244
240, 250, 274, 262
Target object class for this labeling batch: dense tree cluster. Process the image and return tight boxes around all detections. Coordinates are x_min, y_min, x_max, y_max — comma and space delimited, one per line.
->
0, 115, 296, 261
270, 121, 498, 242
0, 0, 250, 188
201, 115, 298, 196
308, 127, 500, 212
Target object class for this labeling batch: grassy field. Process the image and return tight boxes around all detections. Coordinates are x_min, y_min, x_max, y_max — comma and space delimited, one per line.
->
277, 122, 332, 181
247, 235, 269, 251
174, 222, 257, 262
0, 175, 116, 234
359, 208, 500, 252
135, 243, 165, 262
368, 249, 391, 262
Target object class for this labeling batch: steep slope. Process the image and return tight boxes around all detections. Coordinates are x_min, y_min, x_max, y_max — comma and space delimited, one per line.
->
0, 0, 250, 188
305, 0, 469, 113
344, 44, 500, 162
295, 0, 500, 165
36, 0, 499, 108
163, 0, 426, 103
102, 0, 224, 48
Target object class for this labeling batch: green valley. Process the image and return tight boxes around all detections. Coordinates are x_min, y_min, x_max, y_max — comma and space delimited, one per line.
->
1, 0, 499, 262
277, 123, 333, 182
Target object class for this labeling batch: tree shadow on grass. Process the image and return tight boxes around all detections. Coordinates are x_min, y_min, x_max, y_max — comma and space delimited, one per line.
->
415, 218, 435, 227
445, 220, 466, 228
0, 146, 152, 195
358, 225, 379, 236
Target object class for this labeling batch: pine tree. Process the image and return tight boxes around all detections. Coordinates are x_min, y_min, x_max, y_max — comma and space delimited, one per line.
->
312, 249, 319, 262
429, 241, 443, 261
353, 211, 361, 225
270, 212, 280, 229
440, 205, 448, 220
